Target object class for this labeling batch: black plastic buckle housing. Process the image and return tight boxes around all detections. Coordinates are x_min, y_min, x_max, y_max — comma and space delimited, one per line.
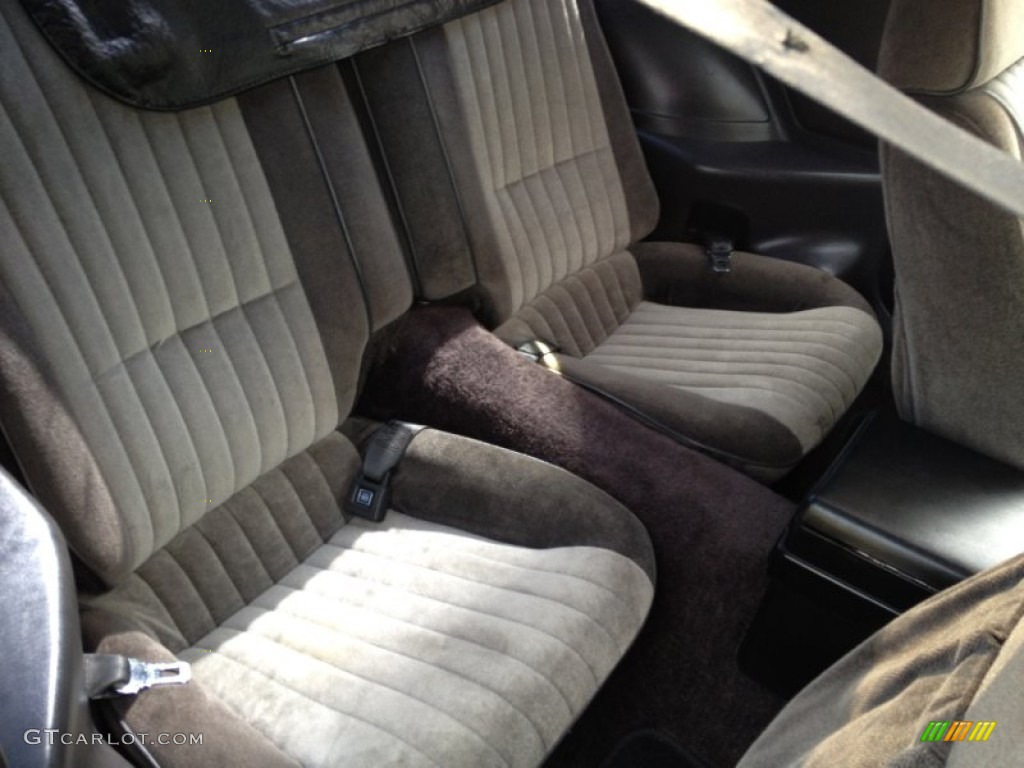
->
344, 422, 424, 522
346, 473, 391, 523
706, 237, 734, 274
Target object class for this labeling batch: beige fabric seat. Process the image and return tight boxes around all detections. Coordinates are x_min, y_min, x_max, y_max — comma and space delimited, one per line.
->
354, 0, 884, 479
0, 2, 654, 766
880, 0, 1024, 469
580, 302, 882, 459
738, 551, 1024, 767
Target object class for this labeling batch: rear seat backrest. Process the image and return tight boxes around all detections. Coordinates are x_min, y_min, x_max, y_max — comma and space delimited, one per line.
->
0, 3, 657, 766
356, 0, 660, 339
0, 2, 405, 585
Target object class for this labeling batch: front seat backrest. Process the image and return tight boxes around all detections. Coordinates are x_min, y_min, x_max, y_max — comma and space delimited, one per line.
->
879, 0, 1024, 468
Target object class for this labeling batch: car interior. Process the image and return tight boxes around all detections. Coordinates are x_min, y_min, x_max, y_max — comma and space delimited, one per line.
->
0, 0, 1021, 767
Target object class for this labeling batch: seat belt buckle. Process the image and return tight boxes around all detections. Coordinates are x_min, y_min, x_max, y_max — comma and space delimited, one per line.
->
705, 237, 733, 274
345, 421, 423, 523
345, 471, 392, 523
516, 340, 558, 363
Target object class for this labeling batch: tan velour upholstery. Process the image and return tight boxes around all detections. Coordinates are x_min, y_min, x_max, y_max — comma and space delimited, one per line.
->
355, 0, 883, 478
0, 1, 655, 766
880, 0, 1024, 469
879, 0, 1024, 94
583, 302, 882, 457
738, 553, 1024, 768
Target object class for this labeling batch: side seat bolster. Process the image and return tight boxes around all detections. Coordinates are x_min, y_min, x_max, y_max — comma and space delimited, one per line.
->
550, 354, 807, 477
391, 429, 656, 586
80, 624, 301, 768
492, 252, 644, 356
632, 242, 877, 316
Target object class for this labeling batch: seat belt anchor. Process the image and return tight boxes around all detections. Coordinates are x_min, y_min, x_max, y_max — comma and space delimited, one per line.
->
516, 340, 558, 363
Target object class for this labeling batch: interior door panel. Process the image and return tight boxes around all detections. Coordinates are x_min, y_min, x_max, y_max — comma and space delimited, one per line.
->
595, 0, 894, 318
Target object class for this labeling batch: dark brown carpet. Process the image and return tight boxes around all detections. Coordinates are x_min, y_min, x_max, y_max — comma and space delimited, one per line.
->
358, 306, 794, 767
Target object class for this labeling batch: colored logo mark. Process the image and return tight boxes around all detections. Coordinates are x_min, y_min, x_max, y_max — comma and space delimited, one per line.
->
920, 721, 997, 743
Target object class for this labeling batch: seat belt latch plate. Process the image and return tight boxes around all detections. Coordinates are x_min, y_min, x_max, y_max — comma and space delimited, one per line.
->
86, 653, 192, 699
116, 660, 192, 696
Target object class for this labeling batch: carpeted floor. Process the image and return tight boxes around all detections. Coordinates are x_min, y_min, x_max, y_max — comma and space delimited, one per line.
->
602, 731, 711, 768
358, 306, 794, 767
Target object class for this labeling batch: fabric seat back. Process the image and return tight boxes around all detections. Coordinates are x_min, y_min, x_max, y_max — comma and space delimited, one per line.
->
356, 0, 660, 347
0, 0, 410, 586
879, 0, 1024, 468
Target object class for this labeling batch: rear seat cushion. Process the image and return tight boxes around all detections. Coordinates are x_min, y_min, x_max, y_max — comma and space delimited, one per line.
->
576, 300, 882, 477
738, 552, 1024, 767
82, 431, 654, 768
494, 244, 883, 477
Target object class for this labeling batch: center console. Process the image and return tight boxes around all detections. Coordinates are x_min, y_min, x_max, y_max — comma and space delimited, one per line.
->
742, 409, 1024, 694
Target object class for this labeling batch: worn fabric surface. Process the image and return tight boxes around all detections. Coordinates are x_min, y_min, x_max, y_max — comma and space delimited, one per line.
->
355, 0, 881, 474
439, 0, 633, 321
583, 301, 882, 458
82, 430, 654, 768
360, 305, 794, 767
3, 3, 658, 767
739, 553, 1024, 768
355, 0, 659, 322
947, 594, 1024, 766
493, 251, 643, 355
633, 242, 875, 315
881, 2, 1024, 470
0, 0, 342, 584
878, 0, 1024, 94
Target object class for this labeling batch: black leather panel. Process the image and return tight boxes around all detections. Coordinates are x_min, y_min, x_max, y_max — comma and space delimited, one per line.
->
801, 412, 1024, 592
19, 0, 499, 109
0, 470, 90, 767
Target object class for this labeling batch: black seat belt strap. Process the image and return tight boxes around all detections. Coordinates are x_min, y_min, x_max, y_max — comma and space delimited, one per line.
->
345, 421, 424, 523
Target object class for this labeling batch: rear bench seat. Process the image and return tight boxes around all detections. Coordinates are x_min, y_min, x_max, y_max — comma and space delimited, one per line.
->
353, 0, 885, 480
0, 1, 654, 766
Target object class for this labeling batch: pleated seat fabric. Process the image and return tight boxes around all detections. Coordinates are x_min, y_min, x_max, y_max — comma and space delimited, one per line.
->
180, 510, 650, 768
0, 2, 655, 766
353, 0, 885, 478
584, 302, 883, 456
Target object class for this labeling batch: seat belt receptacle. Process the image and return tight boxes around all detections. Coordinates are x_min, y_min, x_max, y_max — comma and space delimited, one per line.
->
345, 421, 424, 523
